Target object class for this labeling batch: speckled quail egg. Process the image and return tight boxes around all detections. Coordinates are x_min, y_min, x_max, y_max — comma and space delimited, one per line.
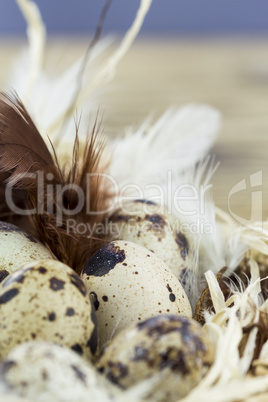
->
81, 240, 192, 348
0, 260, 97, 361
0, 389, 29, 402
97, 315, 215, 402
105, 199, 191, 278
0, 342, 117, 402
0, 221, 54, 281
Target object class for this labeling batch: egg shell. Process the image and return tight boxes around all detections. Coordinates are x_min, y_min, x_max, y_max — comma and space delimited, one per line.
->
81, 241, 192, 347
97, 315, 214, 401
0, 342, 117, 402
105, 200, 190, 279
0, 391, 29, 402
0, 221, 54, 280
0, 260, 97, 361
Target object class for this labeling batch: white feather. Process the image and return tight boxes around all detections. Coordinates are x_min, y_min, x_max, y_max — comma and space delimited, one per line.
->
109, 104, 221, 196
175, 158, 248, 306
7, 34, 114, 137
14, 0, 46, 100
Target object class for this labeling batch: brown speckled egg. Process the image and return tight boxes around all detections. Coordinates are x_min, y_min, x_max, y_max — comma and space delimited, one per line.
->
97, 315, 214, 401
81, 241, 192, 348
0, 342, 117, 402
0, 260, 97, 361
105, 200, 190, 278
0, 394, 29, 402
0, 221, 54, 280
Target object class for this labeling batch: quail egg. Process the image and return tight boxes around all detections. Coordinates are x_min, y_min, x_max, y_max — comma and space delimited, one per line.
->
81, 241, 192, 348
0, 342, 117, 402
105, 200, 190, 278
0, 393, 29, 402
97, 314, 215, 401
0, 221, 54, 280
0, 260, 97, 361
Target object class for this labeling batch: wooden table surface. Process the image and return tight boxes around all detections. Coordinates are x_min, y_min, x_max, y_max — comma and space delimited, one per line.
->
1, 37, 268, 221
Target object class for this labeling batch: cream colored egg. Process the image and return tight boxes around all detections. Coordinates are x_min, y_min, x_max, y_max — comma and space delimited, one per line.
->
0, 260, 97, 361
0, 387, 29, 402
0, 221, 54, 280
97, 315, 214, 401
0, 394, 29, 402
0, 342, 117, 402
81, 241, 192, 348
105, 200, 190, 278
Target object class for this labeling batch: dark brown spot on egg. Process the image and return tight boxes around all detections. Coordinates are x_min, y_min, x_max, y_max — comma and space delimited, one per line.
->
0, 270, 9, 283
90, 291, 99, 311
139, 316, 207, 358
122, 263, 127, 266
71, 344, 83, 355
145, 214, 166, 231
0, 359, 17, 375
167, 284, 172, 293
134, 199, 157, 205
66, 307, 75, 316
83, 243, 126, 277
105, 361, 129, 386
102, 295, 108, 302
159, 347, 189, 375
71, 364, 86, 384
169, 293, 176, 302
48, 312, 56, 321
132, 346, 149, 361
49, 277, 65, 291
55, 333, 64, 340
38, 267, 47, 274
69, 273, 87, 296
176, 232, 189, 260
87, 298, 98, 355
0, 288, 19, 304
137, 315, 188, 338
42, 369, 48, 380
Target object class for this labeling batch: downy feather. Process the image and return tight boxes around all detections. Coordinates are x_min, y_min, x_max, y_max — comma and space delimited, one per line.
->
108, 104, 221, 198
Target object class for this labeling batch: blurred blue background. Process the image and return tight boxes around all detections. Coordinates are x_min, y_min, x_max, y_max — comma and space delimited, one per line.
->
0, 0, 268, 37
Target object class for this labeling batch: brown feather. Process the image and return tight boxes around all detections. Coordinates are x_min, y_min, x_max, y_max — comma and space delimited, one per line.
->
29, 121, 111, 273
0, 92, 54, 187
0, 92, 111, 273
